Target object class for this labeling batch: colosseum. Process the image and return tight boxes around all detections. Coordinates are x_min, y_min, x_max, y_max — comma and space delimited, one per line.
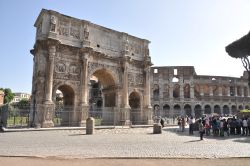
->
150, 66, 250, 119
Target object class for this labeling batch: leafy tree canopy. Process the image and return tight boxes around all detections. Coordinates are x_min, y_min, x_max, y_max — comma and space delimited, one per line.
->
3, 88, 14, 104
18, 98, 30, 105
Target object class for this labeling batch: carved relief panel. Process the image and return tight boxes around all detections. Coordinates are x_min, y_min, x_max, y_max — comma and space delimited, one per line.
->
54, 61, 81, 81
128, 72, 144, 87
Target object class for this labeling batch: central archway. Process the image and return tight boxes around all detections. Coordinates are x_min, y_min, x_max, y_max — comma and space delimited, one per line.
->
129, 91, 141, 124
89, 69, 117, 125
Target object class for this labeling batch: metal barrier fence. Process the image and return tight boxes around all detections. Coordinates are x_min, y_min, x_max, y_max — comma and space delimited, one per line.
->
0, 104, 177, 128
0, 104, 30, 128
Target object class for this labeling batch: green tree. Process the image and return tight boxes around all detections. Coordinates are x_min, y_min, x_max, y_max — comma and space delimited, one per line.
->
226, 31, 250, 86
18, 98, 30, 105
3, 88, 14, 104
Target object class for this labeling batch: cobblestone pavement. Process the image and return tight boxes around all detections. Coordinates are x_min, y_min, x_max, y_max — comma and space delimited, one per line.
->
0, 126, 250, 159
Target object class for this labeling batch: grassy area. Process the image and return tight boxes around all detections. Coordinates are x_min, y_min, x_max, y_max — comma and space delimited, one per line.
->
7, 116, 29, 127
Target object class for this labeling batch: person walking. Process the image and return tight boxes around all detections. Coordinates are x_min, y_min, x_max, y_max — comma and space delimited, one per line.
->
160, 118, 165, 128
188, 116, 194, 135
247, 117, 250, 136
223, 119, 230, 137
242, 118, 248, 136
181, 117, 185, 132
198, 119, 205, 140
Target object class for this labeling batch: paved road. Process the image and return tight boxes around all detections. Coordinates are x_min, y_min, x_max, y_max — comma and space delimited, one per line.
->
1, 157, 250, 166
0, 126, 250, 158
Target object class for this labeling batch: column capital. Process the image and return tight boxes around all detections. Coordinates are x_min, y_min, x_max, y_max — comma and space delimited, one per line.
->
81, 52, 89, 61
48, 45, 56, 60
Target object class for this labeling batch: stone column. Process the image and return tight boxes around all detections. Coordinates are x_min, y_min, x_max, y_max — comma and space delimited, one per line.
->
80, 53, 89, 105
169, 84, 174, 99
42, 45, 56, 128
79, 52, 89, 126
241, 87, 244, 97
211, 105, 214, 114
120, 56, 130, 125
227, 86, 231, 96
235, 86, 238, 96
44, 45, 56, 103
144, 65, 153, 124
180, 78, 184, 99
200, 85, 204, 96
219, 86, 222, 96
123, 58, 130, 108
190, 85, 195, 99
209, 86, 213, 96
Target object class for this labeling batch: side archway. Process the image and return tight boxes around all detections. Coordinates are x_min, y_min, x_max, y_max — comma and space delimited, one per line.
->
53, 84, 76, 126
129, 91, 141, 124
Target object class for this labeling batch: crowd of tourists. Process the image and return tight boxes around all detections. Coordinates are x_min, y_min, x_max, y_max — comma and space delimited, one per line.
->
177, 115, 250, 140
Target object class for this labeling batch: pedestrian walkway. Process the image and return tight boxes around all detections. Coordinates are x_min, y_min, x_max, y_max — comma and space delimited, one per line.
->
0, 126, 250, 159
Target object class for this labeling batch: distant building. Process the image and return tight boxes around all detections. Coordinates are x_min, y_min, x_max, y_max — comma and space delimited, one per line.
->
0, 90, 4, 105
12, 93, 31, 103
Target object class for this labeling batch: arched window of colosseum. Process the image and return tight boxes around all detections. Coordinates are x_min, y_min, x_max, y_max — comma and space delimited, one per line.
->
194, 105, 202, 119
214, 105, 221, 115
204, 105, 211, 114
231, 105, 237, 115
222, 85, 227, 96
230, 86, 235, 96
239, 105, 243, 111
194, 84, 201, 98
245, 105, 249, 110
163, 84, 169, 98
163, 104, 170, 117
153, 84, 159, 100
213, 85, 219, 96
173, 84, 180, 98
154, 69, 158, 74
203, 84, 209, 96
172, 77, 179, 82
173, 104, 181, 117
223, 105, 229, 115
184, 84, 190, 98
237, 86, 242, 96
244, 87, 248, 97
184, 104, 192, 117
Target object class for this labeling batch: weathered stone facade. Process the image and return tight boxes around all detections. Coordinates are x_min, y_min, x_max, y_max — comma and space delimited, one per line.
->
30, 9, 153, 127
151, 66, 250, 118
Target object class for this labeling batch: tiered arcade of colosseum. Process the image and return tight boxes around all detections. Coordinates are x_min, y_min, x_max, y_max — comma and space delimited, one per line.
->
151, 66, 250, 119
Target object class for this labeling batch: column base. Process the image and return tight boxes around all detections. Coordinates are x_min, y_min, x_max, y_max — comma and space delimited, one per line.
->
42, 103, 55, 128
147, 120, 154, 125
144, 106, 153, 125
42, 120, 54, 128
78, 104, 89, 126
120, 107, 131, 126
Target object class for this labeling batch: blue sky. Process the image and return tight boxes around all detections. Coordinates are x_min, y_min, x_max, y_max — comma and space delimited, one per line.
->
1, 0, 250, 93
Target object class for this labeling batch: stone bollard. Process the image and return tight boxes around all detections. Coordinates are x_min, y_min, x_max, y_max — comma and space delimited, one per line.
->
153, 123, 162, 134
86, 117, 95, 135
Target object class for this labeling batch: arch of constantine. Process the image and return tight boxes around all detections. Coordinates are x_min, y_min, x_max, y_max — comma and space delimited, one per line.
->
30, 9, 250, 128
30, 9, 153, 127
